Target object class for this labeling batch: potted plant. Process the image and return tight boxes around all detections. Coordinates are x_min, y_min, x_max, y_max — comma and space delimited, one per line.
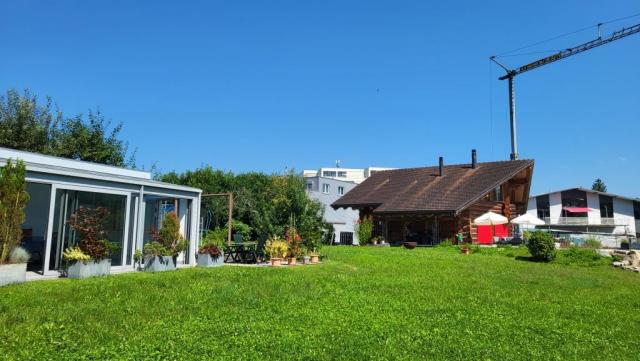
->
63, 247, 93, 279
64, 206, 117, 278
0, 159, 30, 287
265, 235, 288, 267
460, 242, 471, 255
198, 229, 226, 267
285, 215, 302, 266
143, 212, 186, 272
621, 239, 630, 250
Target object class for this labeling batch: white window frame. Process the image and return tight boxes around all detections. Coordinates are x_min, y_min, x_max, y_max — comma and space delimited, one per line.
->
338, 186, 344, 195
322, 183, 330, 194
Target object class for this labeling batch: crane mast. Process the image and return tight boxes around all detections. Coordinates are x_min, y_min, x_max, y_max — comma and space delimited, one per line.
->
490, 23, 640, 160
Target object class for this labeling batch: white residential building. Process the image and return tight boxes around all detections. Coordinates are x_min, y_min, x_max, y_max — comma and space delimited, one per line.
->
526, 187, 639, 247
303, 166, 395, 184
305, 176, 360, 245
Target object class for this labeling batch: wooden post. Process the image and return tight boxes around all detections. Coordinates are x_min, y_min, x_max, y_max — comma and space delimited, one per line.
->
201, 193, 234, 247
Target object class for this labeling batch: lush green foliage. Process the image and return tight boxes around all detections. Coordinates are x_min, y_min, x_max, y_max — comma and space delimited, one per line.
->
1, 247, 638, 360
355, 217, 373, 245
158, 212, 186, 256
201, 228, 227, 248
554, 247, 610, 267
0, 89, 134, 167
160, 167, 329, 245
591, 178, 607, 192
582, 238, 602, 249
526, 231, 556, 262
142, 242, 169, 257
0, 159, 29, 264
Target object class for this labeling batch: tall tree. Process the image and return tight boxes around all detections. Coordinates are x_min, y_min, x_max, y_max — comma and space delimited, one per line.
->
0, 89, 135, 167
592, 178, 607, 192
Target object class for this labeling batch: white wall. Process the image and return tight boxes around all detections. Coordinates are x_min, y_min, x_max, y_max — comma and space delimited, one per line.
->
613, 198, 635, 235
526, 197, 537, 217
549, 192, 562, 223
586, 192, 601, 224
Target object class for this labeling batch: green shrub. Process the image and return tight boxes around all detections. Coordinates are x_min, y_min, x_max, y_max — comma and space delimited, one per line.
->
143, 242, 169, 257
438, 239, 453, 247
526, 231, 556, 262
554, 247, 610, 267
202, 228, 227, 248
582, 238, 602, 249
355, 218, 373, 245
0, 159, 29, 264
158, 213, 186, 256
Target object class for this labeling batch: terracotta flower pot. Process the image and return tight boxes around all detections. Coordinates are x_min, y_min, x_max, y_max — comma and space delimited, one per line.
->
287, 257, 296, 266
271, 258, 282, 267
310, 255, 319, 264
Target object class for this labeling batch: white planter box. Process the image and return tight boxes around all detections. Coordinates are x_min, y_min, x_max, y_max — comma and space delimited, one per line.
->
144, 256, 176, 272
0, 263, 27, 287
197, 252, 224, 267
67, 259, 111, 279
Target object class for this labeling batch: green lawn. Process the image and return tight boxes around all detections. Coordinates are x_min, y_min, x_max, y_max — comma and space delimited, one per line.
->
1, 247, 639, 360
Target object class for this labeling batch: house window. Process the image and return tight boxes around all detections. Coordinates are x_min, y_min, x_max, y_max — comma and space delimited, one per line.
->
322, 184, 330, 193
599, 195, 614, 218
536, 195, 550, 220
306, 182, 313, 191
634, 202, 640, 220
561, 189, 588, 218
337, 171, 347, 178
322, 171, 337, 177
338, 186, 344, 195
486, 186, 503, 202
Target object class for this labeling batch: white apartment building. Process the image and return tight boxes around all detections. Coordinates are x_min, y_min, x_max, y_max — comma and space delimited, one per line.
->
303, 166, 395, 184
526, 187, 639, 247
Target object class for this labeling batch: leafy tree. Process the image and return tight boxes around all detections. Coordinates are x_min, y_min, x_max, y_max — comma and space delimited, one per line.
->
159, 167, 329, 245
591, 178, 607, 193
0, 159, 29, 264
0, 89, 135, 167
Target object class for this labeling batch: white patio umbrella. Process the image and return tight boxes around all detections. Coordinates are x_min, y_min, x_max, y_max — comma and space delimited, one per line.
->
511, 213, 545, 226
473, 212, 509, 244
473, 211, 508, 226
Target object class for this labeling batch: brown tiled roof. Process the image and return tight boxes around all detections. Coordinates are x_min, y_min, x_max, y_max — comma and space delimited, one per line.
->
331, 159, 534, 214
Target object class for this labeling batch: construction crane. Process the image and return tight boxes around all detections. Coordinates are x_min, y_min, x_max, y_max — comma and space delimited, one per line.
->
490, 22, 640, 160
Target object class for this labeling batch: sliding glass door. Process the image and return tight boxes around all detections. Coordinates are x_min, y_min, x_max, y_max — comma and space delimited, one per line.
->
49, 189, 128, 271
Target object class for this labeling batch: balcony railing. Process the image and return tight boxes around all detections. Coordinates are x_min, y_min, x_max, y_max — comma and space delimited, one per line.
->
543, 217, 618, 226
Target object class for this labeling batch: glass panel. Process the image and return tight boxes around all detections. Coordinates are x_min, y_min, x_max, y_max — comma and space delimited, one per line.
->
22, 182, 52, 274
49, 189, 127, 270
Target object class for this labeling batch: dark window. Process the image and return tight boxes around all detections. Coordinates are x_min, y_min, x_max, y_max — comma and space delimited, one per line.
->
599, 195, 614, 218
486, 186, 503, 202
634, 202, 640, 220
337, 171, 347, 178
561, 189, 588, 217
536, 195, 550, 220
340, 232, 354, 245
322, 171, 337, 177
306, 182, 313, 190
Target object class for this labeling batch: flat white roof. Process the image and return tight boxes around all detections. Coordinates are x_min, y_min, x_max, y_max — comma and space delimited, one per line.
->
0, 147, 201, 193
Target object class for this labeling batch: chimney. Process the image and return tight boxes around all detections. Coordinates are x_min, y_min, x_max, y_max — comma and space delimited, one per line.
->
471, 149, 477, 169
438, 157, 444, 176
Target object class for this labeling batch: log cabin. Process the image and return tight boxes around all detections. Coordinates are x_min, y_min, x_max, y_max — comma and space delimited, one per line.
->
331, 152, 534, 245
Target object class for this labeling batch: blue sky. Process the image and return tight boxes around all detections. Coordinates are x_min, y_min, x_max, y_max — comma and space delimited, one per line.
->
2, 1, 639, 196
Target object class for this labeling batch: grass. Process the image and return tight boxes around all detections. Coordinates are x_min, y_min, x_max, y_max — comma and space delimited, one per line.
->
1, 247, 640, 360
